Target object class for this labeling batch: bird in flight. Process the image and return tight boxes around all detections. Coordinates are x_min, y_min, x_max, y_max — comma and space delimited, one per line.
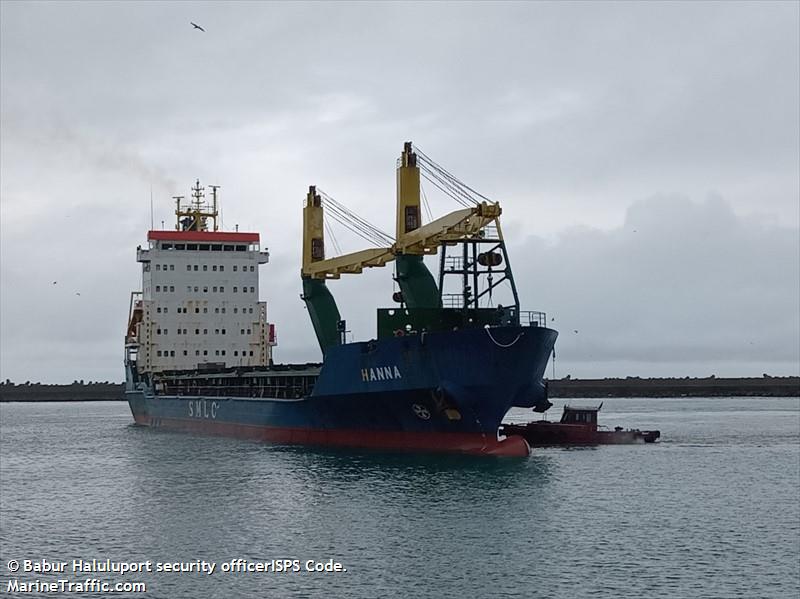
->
190, 22, 205, 32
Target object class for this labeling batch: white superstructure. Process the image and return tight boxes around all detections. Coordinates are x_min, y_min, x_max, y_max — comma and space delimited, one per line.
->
128, 181, 276, 373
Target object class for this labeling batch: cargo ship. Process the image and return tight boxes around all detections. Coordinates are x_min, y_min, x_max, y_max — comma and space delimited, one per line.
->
124, 143, 558, 456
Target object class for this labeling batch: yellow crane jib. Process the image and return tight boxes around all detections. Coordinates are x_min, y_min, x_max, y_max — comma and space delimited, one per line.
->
300, 144, 503, 280
302, 186, 325, 272
396, 141, 422, 240
393, 202, 502, 255
303, 247, 395, 279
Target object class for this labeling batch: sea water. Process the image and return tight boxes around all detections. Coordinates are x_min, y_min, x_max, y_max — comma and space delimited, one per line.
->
1, 397, 798, 598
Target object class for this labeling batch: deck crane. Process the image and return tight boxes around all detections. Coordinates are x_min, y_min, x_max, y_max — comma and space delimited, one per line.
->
301, 142, 522, 354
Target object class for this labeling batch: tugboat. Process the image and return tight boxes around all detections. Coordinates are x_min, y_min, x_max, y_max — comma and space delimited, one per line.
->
500, 403, 660, 446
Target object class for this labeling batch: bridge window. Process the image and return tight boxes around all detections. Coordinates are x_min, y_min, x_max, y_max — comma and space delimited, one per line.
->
213, 265, 218, 272
170, 264, 175, 271
211, 245, 222, 251
233, 265, 238, 272
187, 265, 191, 271
203, 265, 208, 271
170, 286, 175, 292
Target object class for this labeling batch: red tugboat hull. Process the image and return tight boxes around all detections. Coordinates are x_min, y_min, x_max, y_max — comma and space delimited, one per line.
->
499, 422, 660, 446
500, 403, 660, 447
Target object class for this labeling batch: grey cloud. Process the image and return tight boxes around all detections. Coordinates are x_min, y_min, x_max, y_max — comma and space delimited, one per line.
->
1, 2, 797, 382
509, 194, 799, 376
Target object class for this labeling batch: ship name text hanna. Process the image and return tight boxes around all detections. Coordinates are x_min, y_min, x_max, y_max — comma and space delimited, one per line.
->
361, 366, 403, 382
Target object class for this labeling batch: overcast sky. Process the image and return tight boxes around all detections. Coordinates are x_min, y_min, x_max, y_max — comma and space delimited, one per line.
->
1, 1, 798, 383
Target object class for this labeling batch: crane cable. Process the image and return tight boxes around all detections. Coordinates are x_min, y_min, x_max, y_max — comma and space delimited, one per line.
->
317, 188, 394, 249
414, 145, 494, 208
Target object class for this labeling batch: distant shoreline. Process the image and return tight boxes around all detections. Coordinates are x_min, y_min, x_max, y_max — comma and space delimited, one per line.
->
0, 376, 797, 402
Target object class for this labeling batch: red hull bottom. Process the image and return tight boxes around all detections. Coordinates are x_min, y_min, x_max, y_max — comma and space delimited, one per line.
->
500, 422, 660, 446
133, 414, 530, 457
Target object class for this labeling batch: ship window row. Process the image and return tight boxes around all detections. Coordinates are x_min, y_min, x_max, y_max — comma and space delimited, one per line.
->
180, 285, 256, 294
182, 264, 255, 272
163, 306, 254, 315
154, 286, 175, 293
155, 349, 256, 358
155, 264, 176, 271
156, 328, 253, 335
156, 328, 224, 335
159, 243, 252, 252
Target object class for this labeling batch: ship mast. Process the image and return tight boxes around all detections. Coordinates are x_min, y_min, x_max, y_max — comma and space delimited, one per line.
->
174, 180, 219, 232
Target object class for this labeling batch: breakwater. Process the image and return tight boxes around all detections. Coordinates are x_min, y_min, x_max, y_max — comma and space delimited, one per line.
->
1, 376, 797, 401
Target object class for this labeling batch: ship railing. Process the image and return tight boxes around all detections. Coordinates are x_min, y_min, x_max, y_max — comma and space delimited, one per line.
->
520, 311, 547, 327
161, 383, 314, 399
441, 293, 463, 308
444, 256, 464, 272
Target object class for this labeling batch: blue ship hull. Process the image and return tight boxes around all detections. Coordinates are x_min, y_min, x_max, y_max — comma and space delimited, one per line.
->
126, 325, 557, 456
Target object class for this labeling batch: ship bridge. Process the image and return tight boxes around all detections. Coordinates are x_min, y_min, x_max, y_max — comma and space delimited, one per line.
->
127, 181, 276, 374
